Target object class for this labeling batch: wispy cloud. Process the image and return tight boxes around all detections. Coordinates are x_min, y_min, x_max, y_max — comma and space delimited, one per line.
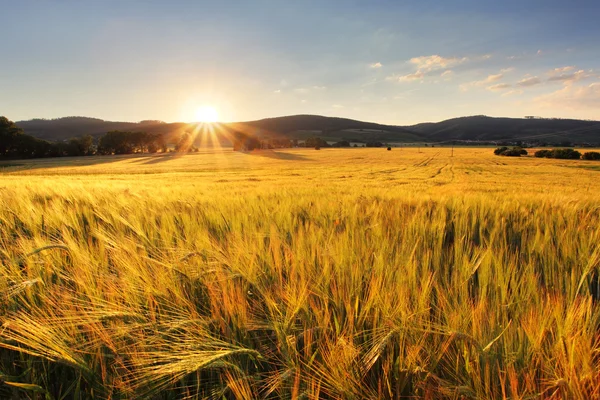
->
409, 55, 469, 71
461, 70, 511, 91
487, 83, 512, 91
369, 62, 382, 69
550, 66, 575, 74
481, 67, 595, 96
390, 54, 471, 83
397, 71, 425, 82
546, 67, 593, 84
517, 76, 542, 87
535, 82, 600, 110
485, 73, 504, 83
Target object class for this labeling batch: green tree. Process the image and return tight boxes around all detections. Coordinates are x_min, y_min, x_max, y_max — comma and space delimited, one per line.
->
0, 116, 24, 157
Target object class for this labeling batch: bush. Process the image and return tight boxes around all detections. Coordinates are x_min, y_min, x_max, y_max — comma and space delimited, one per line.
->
501, 149, 524, 157
535, 149, 552, 158
550, 148, 581, 160
494, 146, 526, 157
534, 148, 582, 160
387, 147, 391, 151
582, 151, 600, 160
315, 146, 320, 150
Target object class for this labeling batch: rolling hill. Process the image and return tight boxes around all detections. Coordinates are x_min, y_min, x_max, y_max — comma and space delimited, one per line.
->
14, 114, 600, 145
408, 116, 600, 144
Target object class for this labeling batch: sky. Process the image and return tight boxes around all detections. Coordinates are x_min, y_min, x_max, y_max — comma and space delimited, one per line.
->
1, 0, 599, 125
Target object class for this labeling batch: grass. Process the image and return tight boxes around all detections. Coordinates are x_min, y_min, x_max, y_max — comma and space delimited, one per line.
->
0, 147, 599, 399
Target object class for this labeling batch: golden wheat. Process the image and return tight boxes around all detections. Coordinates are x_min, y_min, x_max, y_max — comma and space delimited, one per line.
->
0, 147, 599, 399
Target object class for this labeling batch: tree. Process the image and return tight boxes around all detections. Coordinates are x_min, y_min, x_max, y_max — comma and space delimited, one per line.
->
332, 141, 350, 148
582, 151, 600, 160
98, 131, 134, 155
65, 135, 94, 156
534, 148, 582, 160
305, 137, 329, 148
494, 146, 527, 157
175, 133, 193, 152
550, 148, 581, 159
534, 149, 552, 158
0, 116, 24, 157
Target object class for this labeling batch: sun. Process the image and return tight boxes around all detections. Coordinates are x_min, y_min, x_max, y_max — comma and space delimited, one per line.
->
195, 106, 219, 123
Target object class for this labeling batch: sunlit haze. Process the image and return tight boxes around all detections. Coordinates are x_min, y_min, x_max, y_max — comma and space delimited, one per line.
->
1, 0, 599, 124
194, 106, 219, 123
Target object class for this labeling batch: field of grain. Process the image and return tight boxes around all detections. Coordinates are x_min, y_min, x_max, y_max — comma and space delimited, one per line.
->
1, 147, 599, 399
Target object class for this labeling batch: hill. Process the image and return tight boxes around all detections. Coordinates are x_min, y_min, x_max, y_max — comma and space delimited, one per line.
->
15, 115, 422, 144
408, 115, 600, 144
14, 114, 600, 145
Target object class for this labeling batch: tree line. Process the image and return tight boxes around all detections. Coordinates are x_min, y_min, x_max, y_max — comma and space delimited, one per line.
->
1, 116, 174, 159
3, 116, 394, 158
494, 145, 600, 160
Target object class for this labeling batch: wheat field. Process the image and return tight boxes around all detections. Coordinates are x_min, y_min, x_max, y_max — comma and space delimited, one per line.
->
1, 147, 599, 399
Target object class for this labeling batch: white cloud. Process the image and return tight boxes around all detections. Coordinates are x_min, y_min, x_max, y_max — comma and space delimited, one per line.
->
332, 104, 344, 109
273, 89, 281, 94
390, 54, 474, 83
369, 62, 382, 69
535, 82, 600, 110
462, 71, 509, 91
397, 71, 426, 82
517, 76, 542, 87
485, 73, 504, 83
441, 70, 453, 77
409, 55, 468, 72
487, 83, 512, 91
547, 69, 592, 84
550, 66, 575, 74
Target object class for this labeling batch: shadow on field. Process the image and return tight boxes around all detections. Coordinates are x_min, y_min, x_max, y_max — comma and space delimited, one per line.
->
130, 153, 187, 165
0, 155, 131, 173
244, 150, 311, 161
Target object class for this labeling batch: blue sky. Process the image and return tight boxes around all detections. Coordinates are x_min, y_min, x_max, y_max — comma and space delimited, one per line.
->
1, 0, 599, 124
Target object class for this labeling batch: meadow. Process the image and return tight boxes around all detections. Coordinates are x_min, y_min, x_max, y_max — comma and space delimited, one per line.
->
0, 147, 599, 399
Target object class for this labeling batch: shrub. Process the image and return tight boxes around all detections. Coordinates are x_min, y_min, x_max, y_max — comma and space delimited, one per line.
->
535, 149, 552, 158
495, 146, 526, 157
315, 146, 321, 150
387, 147, 391, 151
534, 148, 582, 160
550, 148, 581, 160
501, 149, 524, 157
582, 151, 600, 160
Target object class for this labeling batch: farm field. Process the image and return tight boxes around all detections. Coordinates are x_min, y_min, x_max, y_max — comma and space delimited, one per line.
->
1, 147, 599, 399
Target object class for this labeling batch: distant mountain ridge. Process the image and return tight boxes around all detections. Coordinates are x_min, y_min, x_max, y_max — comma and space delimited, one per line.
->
407, 116, 600, 144
14, 114, 600, 144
